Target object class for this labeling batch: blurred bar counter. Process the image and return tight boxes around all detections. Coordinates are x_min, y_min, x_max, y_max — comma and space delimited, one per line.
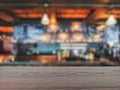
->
15, 55, 58, 63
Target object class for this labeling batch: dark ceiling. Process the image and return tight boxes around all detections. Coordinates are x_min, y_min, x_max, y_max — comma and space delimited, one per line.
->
0, 0, 120, 25
0, 0, 120, 4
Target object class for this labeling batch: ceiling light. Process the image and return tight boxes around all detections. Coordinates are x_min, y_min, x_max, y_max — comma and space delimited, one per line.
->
48, 24, 59, 33
70, 22, 81, 32
106, 14, 117, 26
41, 13, 49, 25
48, 11, 59, 33
42, 33, 51, 43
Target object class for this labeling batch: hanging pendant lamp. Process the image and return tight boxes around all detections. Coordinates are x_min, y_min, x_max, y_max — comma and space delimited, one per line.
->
41, 3, 50, 25
41, 13, 49, 25
106, 14, 117, 26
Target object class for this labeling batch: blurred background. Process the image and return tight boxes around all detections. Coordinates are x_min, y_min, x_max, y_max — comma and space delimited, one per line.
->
0, 0, 120, 65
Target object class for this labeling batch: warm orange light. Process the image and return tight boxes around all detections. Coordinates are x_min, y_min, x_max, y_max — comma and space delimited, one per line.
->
48, 11, 59, 33
48, 24, 59, 33
59, 8, 90, 14
96, 24, 106, 31
49, 12, 57, 24
13, 8, 90, 19
71, 32, 85, 42
42, 33, 51, 43
0, 12, 13, 22
71, 22, 81, 32
17, 14, 42, 18
58, 13, 87, 18
0, 55, 5, 63
13, 8, 39, 13
58, 32, 69, 42
0, 26, 13, 33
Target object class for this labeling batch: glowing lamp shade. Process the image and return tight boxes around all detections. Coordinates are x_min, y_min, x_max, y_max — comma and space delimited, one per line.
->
48, 24, 59, 33
42, 33, 51, 43
106, 15, 117, 26
71, 32, 84, 42
41, 13, 49, 25
58, 32, 69, 42
71, 22, 81, 32
48, 11, 59, 33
